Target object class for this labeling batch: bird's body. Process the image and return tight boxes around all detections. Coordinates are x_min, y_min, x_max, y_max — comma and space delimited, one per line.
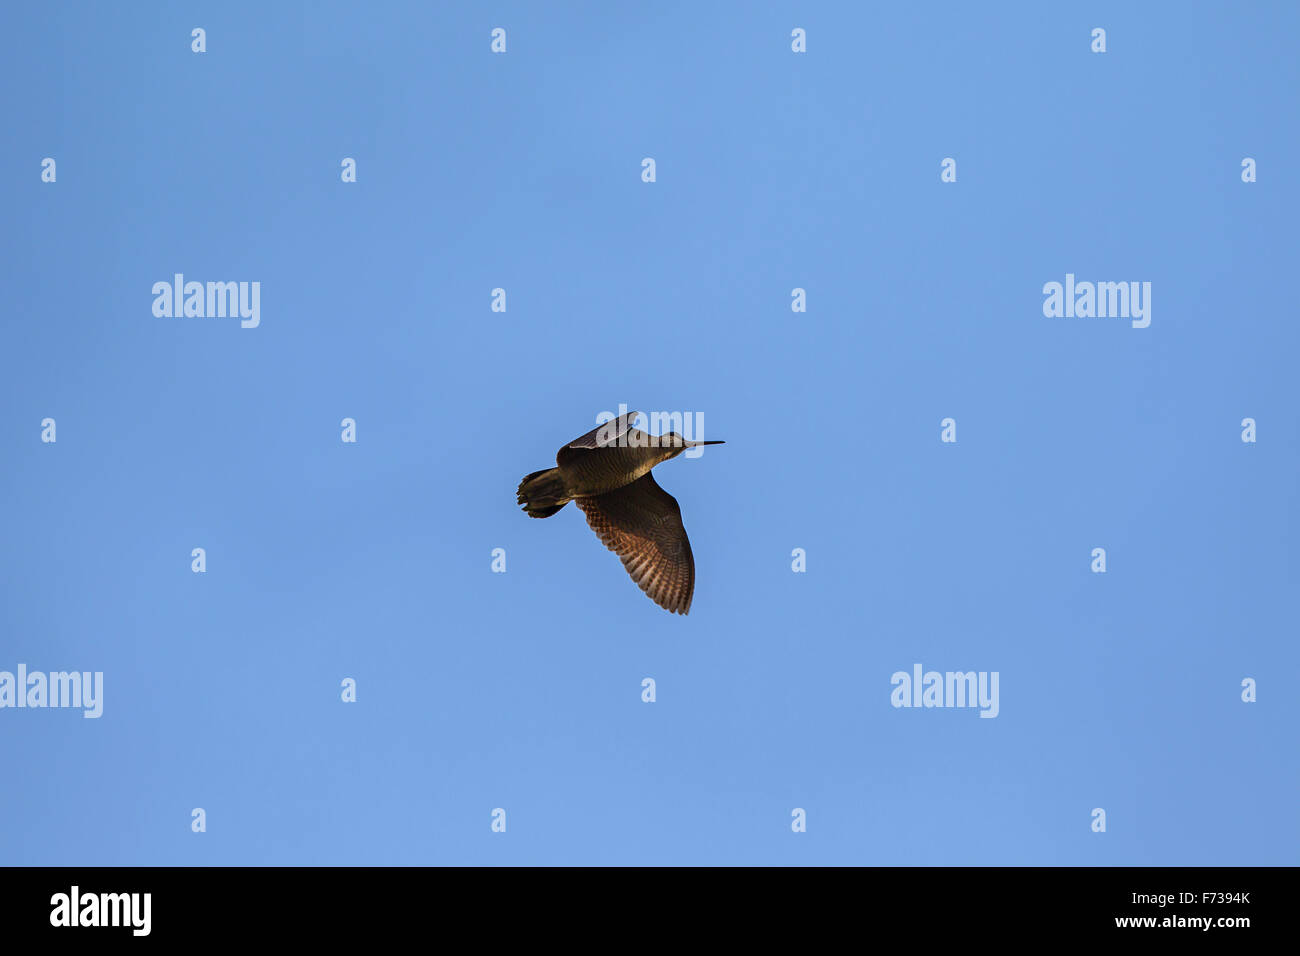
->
516, 411, 724, 614
556, 438, 665, 497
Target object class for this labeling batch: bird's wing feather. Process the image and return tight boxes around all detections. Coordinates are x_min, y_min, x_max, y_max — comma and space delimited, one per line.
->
561, 411, 643, 453
575, 473, 695, 614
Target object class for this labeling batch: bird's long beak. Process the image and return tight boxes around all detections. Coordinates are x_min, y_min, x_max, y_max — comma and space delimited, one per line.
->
686, 440, 725, 446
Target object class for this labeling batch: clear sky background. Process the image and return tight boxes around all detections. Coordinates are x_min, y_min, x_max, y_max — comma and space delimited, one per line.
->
2, 2, 1296, 865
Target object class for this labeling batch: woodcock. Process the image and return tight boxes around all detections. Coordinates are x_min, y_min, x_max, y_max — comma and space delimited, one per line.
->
516, 411, 724, 614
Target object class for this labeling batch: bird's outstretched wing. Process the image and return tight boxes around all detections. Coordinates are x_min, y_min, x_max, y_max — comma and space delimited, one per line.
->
561, 411, 644, 455
575, 472, 695, 614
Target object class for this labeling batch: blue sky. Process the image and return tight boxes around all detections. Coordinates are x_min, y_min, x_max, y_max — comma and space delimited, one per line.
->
2, 1, 1296, 865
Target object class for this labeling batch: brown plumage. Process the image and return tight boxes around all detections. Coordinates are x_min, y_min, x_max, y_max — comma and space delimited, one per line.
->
516, 411, 724, 614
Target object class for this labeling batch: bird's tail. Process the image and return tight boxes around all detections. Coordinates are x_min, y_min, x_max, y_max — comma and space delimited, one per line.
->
517, 467, 570, 518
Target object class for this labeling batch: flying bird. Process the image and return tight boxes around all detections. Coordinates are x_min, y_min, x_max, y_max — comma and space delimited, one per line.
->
516, 411, 724, 614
